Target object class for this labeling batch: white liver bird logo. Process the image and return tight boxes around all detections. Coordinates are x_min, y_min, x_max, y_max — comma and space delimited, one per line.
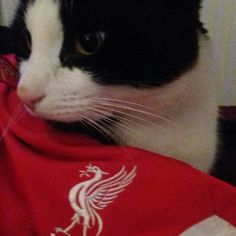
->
51, 164, 137, 236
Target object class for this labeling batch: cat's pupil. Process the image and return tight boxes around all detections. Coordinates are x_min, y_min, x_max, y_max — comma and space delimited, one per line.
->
75, 32, 104, 56
81, 34, 97, 52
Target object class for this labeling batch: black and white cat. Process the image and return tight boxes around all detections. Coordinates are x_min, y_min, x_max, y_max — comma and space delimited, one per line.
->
11, 0, 218, 173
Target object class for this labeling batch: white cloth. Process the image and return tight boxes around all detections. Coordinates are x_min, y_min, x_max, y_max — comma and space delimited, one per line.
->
181, 215, 236, 236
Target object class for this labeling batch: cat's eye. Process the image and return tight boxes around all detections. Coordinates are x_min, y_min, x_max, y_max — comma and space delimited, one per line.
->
75, 31, 105, 56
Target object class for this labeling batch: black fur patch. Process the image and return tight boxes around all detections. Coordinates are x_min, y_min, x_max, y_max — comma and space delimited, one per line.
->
10, 0, 32, 60
59, 0, 203, 86
11, 0, 204, 87
212, 117, 236, 186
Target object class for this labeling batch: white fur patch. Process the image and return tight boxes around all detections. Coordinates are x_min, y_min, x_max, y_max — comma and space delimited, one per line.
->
18, 0, 63, 99
17, 0, 104, 121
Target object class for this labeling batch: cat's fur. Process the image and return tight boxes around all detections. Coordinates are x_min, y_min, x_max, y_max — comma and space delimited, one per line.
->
11, 0, 218, 172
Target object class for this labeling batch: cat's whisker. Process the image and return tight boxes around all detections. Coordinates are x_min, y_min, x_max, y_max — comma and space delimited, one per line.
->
77, 115, 112, 143
89, 106, 151, 132
83, 110, 138, 160
87, 107, 150, 142
80, 111, 120, 144
93, 97, 166, 115
18, 0, 26, 8
61, 109, 115, 144
93, 119, 142, 160
97, 118, 139, 145
91, 103, 171, 131
15, 0, 27, 16
63, 97, 175, 126
59, 101, 161, 131
57, 101, 171, 131
92, 99, 175, 125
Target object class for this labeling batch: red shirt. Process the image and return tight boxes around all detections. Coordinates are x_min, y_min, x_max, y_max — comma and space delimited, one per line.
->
1, 55, 236, 236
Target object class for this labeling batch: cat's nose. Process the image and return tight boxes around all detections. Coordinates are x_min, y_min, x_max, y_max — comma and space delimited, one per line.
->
17, 86, 45, 109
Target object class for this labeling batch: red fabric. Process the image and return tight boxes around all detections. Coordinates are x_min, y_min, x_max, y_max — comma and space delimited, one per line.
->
0, 54, 18, 89
1, 55, 236, 236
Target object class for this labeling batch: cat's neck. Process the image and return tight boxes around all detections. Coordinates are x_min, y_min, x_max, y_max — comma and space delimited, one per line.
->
112, 36, 218, 173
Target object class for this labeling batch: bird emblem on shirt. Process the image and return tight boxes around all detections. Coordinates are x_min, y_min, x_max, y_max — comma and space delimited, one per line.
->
51, 164, 137, 236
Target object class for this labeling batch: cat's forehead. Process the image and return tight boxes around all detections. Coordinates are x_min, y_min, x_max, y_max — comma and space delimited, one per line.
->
22, 0, 201, 14
22, 0, 115, 33
60, 0, 113, 31
21, 0, 201, 30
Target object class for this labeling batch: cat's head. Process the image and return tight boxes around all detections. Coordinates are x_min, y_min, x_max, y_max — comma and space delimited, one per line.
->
11, 0, 203, 123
